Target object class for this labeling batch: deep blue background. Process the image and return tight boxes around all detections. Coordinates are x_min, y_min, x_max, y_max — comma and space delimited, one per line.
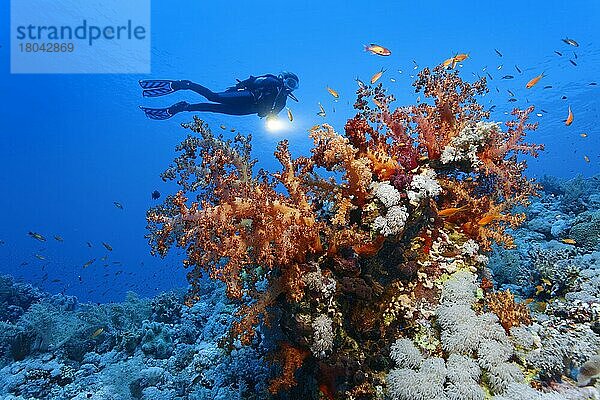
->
0, 0, 598, 302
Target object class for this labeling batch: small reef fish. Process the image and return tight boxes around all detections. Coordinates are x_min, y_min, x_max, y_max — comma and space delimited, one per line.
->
486, 72, 493, 80
580, 133, 588, 138
497, 65, 503, 70
554, 51, 563, 56
569, 60, 577, 66
34, 254, 46, 260
364, 43, 391, 56
87, 242, 92, 248
494, 49, 503, 57
287, 108, 293, 122
28, 231, 46, 242
507, 89, 515, 97
83, 258, 96, 269
443, 54, 468, 69
442, 57, 455, 69
543, 85, 553, 89
326, 86, 339, 99
508, 98, 517, 102
151, 190, 160, 200
54, 235, 64, 242
565, 106, 573, 126
561, 238, 577, 245
526, 73, 544, 89
562, 37, 579, 47
102, 242, 113, 251
220, 125, 226, 130
573, 52, 578, 59
561, 96, 567, 100
438, 205, 469, 218
370, 68, 385, 84
372, 97, 385, 109
90, 328, 104, 338
501, 75, 514, 79
590, 82, 597, 86
317, 103, 326, 117
412, 60, 419, 70
355, 78, 366, 89
477, 213, 499, 226
515, 65, 522, 73
113, 201, 123, 210
584, 155, 590, 163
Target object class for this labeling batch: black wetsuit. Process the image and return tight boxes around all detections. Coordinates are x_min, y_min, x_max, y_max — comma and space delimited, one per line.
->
177, 75, 288, 117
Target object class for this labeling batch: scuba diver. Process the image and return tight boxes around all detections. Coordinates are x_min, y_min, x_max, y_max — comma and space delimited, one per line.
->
139, 72, 299, 120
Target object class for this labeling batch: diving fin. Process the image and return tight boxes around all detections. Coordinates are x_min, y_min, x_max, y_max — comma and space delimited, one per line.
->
139, 101, 189, 120
139, 106, 173, 120
139, 80, 177, 98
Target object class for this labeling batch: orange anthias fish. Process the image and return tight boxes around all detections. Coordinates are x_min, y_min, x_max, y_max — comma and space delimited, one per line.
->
438, 205, 469, 218
526, 73, 545, 89
442, 54, 468, 69
364, 43, 391, 56
453, 53, 469, 62
565, 106, 574, 126
442, 57, 455, 69
371, 68, 386, 84
477, 213, 500, 226
326, 86, 339, 99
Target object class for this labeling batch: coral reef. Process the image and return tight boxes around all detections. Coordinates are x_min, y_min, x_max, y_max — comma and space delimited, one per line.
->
0, 276, 271, 400
387, 271, 596, 399
146, 65, 546, 398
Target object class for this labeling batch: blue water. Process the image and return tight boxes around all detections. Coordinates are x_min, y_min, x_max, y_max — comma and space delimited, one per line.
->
0, 0, 599, 302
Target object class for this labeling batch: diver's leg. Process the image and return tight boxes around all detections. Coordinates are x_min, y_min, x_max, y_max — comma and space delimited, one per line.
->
210, 90, 255, 106
175, 81, 255, 106
171, 80, 223, 102
185, 103, 256, 115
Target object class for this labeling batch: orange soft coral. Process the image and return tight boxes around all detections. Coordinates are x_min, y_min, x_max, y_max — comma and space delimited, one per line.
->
486, 289, 532, 332
411, 65, 489, 159
149, 65, 545, 398
147, 117, 323, 343
268, 343, 310, 394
